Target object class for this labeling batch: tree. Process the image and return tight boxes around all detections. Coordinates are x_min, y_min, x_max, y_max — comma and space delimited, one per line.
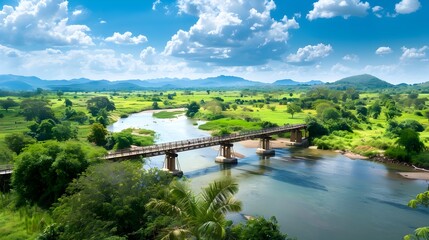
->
12, 141, 95, 207
147, 178, 242, 240
57, 91, 64, 99
356, 105, 368, 117
64, 98, 73, 107
86, 96, 116, 116
207, 90, 211, 95
4, 133, 36, 154
321, 108, 340, 122
286, 103, 302, 118
404, 191, 429, 240
0, 98, 18, 111
51, 162, 172, 240
0, 147, 14, 164
397, 128, 425, 153
425, 110, 429, 122
88, 123, 108, 146
229, 216, 291, 240
53, 121, 78, 141
152, 101, 160, 110
186, 101, 200, 118
368, 101, 381, 119
305, 116, 329, 140
20, 99, 55, 122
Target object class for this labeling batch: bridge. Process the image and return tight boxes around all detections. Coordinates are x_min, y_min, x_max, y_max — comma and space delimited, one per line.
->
105, 124, 307, 176
0, 165, 13, 192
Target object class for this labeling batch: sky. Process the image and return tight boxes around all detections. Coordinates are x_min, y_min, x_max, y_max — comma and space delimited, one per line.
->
0, 0, 428, 84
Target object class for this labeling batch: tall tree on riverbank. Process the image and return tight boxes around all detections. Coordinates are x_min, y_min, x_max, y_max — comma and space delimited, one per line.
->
147, 178, 242, 240
186, 101, 200, 118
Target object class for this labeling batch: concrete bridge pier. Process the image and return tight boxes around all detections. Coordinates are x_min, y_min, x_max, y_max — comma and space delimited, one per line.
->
290, 129, 303, 143
215, 142, 238, 163
256, 137, 275, 155
163, 151, 183, 177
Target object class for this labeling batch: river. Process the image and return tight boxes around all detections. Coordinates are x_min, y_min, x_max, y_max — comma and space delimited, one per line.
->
108, 110, 428, 240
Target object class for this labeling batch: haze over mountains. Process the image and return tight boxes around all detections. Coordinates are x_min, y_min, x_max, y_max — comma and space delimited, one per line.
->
0, 74, 420, 91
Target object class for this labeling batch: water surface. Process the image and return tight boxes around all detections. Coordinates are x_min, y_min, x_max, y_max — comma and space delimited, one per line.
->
108, 111, 428, 240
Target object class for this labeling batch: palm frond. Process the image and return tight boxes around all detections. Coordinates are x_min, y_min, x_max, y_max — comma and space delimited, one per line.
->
146, 198, 183, 217
198, 220, 225, 240
201, 178, 240, 214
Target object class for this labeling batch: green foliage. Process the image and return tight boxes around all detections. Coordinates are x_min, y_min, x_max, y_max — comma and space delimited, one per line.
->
64, 98, 72, 107
52, 121, 78, 142
152, 101, 160, 109
286, 103, 302, 118
186, 101, 200, 118
412, 152, 429, 169
110, 128, 155, 150
52, 162, 173, 240
87, 123, 108, 146
12, 141, 100, 208
229, 216, 292, 240
0, 98, 19, 111
397, 128, 425, 154
153, 111, 184, 119
147, 178, 242, 240
199, 118, 261, 133
305, 116, 328, 140
86, 96, 116, 117
321, 108, 340, 122
0, 147, 14, 165
404, 191, 429, 240
4, 133, 36, 154
385, 147, 411, 163
20, 99, 56, 122
368, 101, 382, 119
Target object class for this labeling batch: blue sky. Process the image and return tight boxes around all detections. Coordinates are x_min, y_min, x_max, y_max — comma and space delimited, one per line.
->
0, 0, 428, 83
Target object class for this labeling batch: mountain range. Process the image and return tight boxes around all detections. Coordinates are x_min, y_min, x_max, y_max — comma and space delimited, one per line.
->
0, 73, 420, 91
0, 74, 324, 91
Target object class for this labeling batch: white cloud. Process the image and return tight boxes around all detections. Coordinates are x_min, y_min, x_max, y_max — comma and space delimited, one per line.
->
307, 0, 370, 20
331, 63, 352, 73
0, 0, 93, 47
105, 32, 148, 45
375, 46, 392, 55
343, 54, 359, 62
100, 20, 107, 24
164, 0, 299, 66
400, 46, 428, 61
152, 0, 161, 11
287, 43, 333, 65
372, 6, 383, 17
72, 9, 82, 16
140, 46, 157, 64
395, 0, 421, 14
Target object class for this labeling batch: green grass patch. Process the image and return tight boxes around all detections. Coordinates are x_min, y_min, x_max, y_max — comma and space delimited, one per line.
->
152, 110, 185, 119
198, 118, 262, 133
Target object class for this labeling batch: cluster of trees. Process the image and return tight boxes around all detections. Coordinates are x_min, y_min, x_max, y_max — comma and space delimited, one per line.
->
34, 161, 291, 240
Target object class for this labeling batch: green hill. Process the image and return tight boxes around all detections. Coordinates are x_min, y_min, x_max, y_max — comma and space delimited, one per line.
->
329, 74, 394, 90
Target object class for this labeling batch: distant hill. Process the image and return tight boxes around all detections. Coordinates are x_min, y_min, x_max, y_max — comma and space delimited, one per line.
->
273, 79, 323, 86
0, 73, 401, 91
329, 74, 393, 89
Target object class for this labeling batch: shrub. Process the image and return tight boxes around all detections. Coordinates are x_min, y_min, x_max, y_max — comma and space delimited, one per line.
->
385, 147, 411, 163
412, 152, 429, 169
120, 114, 129, 118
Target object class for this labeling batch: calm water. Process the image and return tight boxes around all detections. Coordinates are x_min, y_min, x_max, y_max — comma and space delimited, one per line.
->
108, 110, 428, 240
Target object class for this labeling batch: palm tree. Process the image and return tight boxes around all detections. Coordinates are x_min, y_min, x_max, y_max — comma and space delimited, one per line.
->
146, 178, 242, 240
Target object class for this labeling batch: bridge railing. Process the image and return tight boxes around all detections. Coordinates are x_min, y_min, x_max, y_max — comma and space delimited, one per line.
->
106, 124, 306, 158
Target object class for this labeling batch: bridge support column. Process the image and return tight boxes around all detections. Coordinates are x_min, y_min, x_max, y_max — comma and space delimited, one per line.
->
256, 137, 275, 155
290, 130, 303, 143
163, 151, 183, 177
215, 143, 238, 163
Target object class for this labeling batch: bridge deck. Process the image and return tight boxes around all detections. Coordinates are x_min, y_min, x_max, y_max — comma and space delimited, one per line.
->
105, 124, 306, 160
0, 165, 13, 175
